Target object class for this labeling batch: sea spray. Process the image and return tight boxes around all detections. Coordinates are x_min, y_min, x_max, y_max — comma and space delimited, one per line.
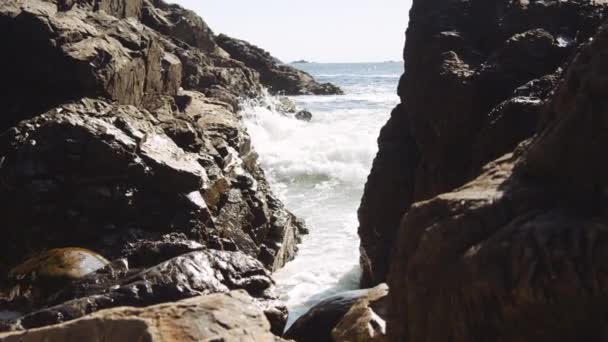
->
240, 62, 402, 327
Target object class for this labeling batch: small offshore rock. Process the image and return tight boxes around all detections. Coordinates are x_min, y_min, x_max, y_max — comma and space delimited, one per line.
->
295, 110, 312, 122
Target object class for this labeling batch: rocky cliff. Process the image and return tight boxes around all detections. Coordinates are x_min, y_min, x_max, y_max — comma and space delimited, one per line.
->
0, 0, 333, 336
216, 34, 344, 96
359, 0, 608, 341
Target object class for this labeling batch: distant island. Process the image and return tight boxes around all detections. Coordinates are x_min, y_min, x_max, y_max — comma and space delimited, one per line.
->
291, 60, 312, 64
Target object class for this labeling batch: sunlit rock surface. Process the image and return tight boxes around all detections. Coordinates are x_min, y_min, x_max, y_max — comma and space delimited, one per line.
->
0, 291, 288, 342
0, 0, 327, 337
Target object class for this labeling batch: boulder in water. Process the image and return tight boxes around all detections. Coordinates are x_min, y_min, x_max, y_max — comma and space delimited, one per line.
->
332, 283, 388, 342
284, 287, 379, 342
295, 110, 313, 122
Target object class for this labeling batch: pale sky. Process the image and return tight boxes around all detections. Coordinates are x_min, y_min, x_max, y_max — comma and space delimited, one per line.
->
171, 1, 412, 63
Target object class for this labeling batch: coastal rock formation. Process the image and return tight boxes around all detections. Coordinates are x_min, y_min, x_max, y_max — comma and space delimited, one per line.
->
332, 283, 388, 342
284, 286, 384, 342
359, 0, 608, 340
0, 97, 302, 274
389, 39, 608, 336
358, 0, 608, 287
0, 291, 287, 342
216, 34, 344, 95
4, 250, 286, 332
0, 0, 323, 336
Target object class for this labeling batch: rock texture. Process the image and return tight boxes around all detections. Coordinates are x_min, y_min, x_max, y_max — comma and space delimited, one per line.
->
358, 0, 608, 287
0, 0, 322, 336
0, 291, 287, 342
4, 250, 286, 332
332, 283, 388, 342
216, 34, 343, 95
359, 0, 608, 341
284, 287, 382, 342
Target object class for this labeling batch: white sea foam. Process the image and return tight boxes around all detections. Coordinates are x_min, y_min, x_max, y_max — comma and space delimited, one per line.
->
241, 62, 401, 329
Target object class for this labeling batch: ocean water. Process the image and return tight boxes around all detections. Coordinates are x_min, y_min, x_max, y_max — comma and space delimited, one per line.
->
241, 62, 402, 327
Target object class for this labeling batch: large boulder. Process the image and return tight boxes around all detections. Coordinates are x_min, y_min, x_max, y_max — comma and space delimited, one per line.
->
0, 291, 288, 342
332, 283, 388, 342
284, 286, 384, 342
358, 0, 608, 287
216, 34, 343, 95
386, 18, 608, 342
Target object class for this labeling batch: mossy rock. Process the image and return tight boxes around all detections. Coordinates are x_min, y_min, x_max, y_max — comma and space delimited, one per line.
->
9, 248, 109, 282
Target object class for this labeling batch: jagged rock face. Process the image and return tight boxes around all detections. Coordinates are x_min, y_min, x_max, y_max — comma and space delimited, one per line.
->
141, 0, 217, 53
358, 0, 608, 287
0, 96, 302, 273
0, 291, 288, 342
376, 7, 608, 342
139, 0, 263, 110
0, 0, 308, 336
0, 0, 181, 131
216, 34, 344, 96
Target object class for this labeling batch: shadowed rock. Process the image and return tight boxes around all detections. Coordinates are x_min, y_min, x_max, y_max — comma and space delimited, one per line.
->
284, 287, 382, 342
387, 22, 608, 342
358, 0, 608, 288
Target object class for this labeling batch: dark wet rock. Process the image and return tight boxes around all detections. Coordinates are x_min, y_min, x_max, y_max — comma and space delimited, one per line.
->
0, 0, 181, 131
56, 0, 75, 11
0, 291, 288, 342
358, 0, 608, 287
284, 287, 380, 342
3, 249, 109, 313
0, 97, 303, 276
0, 0, 330, 336
354, 1, 608, 341
3, 250, 286, 332
332, 283, 388, 342
9, 249, 109, 283
295, 110, 312, 122
216, 34, 343, 95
